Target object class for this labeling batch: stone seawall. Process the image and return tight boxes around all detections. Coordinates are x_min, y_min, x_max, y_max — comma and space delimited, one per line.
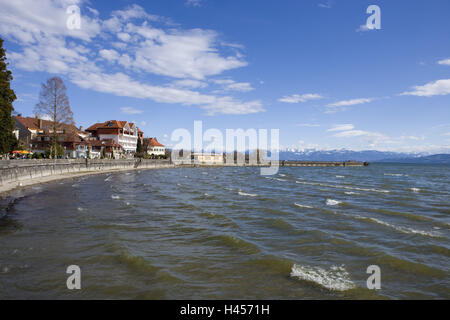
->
0, 159, 174, 194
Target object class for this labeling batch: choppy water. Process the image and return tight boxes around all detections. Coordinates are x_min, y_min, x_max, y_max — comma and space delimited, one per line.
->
0, 164, 449, 299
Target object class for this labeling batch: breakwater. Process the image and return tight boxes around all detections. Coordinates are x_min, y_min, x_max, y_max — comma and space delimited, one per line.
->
0, 159, 368, 194
280, 161, 369, 167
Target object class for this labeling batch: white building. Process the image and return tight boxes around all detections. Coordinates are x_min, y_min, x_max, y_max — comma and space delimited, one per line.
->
86, 120, 140, 155
144, 137, 166, 157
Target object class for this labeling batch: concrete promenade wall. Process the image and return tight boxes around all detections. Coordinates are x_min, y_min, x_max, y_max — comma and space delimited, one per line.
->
0, 159, 174, 193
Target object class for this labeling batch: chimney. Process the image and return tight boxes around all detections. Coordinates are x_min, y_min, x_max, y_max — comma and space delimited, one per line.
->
38, 119, 43, 129
79, 126, 84, 132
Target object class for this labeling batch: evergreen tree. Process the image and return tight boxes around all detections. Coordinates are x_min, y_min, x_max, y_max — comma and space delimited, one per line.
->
0, 38, 18, 156
136, 138, 143, 157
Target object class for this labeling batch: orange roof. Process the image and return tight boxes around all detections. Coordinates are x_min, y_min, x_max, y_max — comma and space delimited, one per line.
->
86, 120, 131, 131
15, 116, 77, 131
145, 137, 164, 147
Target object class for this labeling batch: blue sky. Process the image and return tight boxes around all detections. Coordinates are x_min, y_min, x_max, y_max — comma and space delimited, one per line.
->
1, 0, 450, 153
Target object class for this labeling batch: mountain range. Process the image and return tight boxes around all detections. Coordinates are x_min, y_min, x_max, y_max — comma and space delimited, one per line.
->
277, 149, 450, 164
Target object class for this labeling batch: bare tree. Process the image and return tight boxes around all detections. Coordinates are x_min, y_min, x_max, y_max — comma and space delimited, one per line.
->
34, 77, 74, 159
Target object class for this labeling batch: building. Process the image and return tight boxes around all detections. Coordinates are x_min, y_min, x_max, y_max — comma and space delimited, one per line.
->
86, 120, 142, 155
143, 137, 166, 157
192, 153, 224, 164
88, 139, 123, 159
14, 115, 78, 150
31, 131, 89, 158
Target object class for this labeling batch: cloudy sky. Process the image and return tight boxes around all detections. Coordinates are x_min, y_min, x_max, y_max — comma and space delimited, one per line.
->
1, 0, 450, 152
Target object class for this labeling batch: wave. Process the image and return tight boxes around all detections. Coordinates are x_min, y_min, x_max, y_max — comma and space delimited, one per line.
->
296, 180, 389, 193
384, 173, 408, 177
294, 203, 314, 209
344, 191, 359, 195
104, 175, 112, 182
111, 195, 121, 200
409, 188, 421, 193
207, 234, 260, 254
336, 175, 345, 178
356, 216, 441, 238
238, 191, 258, 197
274, 178, 287, 182
326, 199, 342, 206
290, 264, 355, 291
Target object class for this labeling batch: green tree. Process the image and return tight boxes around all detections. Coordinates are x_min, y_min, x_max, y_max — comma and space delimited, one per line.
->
136, 138, 143, 158
0, 38, 18, 156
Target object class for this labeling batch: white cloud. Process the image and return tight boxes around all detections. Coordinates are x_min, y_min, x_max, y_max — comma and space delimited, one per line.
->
70, 71, 263, 115
333, 129, 387, 140
117, 32, 131, 42
278, 93, 323, 103
121, 107, 143, 115
186, 0, 203, 7
3, 0, 260, 116
297, 123, 320, 127
213, 79, 254, 92
327, 98, 373, 107
123, 24, 247, 79
356, 25, 370, 32
327, 124, 355, 132
99, 49, 120, 61
438, 59, 450, 66
401, 79, 450, 97
172, 79, 208, 89
318, 1, 333, 9
0, 0, 101, 43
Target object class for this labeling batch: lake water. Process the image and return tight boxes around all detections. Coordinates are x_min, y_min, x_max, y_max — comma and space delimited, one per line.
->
0, 163, 449, 299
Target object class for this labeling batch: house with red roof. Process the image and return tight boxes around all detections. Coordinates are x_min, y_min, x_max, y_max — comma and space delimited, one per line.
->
86, 120, 142, 156
143, 137, 166, 157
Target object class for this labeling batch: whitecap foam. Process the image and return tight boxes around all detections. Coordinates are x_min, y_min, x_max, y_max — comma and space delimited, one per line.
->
274, 178, 287, 182
290, 264, 355, 291
104, 176, 112, 182
111, 195, 121, 200
336, 175, 345, 178
326, 199, 342, 206
279, 174, 286, 177
357, 216, 441, 238
344, 191, 359, 195
77, 207, 84, 212
296, 180, 389, 193
410, 188, 421, 193
294, 203, 313, 209
238, 191, 258, 197
384, 173, 407, 177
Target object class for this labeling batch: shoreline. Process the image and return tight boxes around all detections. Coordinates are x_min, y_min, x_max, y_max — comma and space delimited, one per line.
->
0, 159, 369, 198
0, 164, 176, 198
